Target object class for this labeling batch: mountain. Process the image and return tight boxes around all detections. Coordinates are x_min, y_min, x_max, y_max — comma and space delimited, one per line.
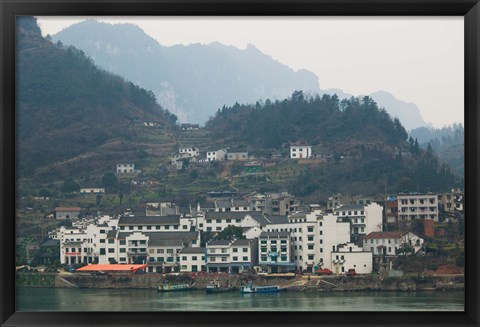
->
321, 89, 427, 131
52, 20, 320, 124
16, 17, 177, 182
368, 91, 427, 131
410, 124, 464, 177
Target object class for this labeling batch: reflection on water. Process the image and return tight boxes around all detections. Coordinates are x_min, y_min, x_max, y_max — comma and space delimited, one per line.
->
16, 288, 464, 312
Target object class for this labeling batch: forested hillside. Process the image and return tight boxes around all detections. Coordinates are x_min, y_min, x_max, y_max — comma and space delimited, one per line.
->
16, 17, 177, 180
205, 91, 461, 199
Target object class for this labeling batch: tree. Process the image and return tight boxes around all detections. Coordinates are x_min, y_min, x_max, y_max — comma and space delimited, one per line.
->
60, 178, 79, 194
411, 219, 424, 237
214, 225, 245, 241
101, 172, 118, 192
96, 194, 103, 206
117, 191, 124, 205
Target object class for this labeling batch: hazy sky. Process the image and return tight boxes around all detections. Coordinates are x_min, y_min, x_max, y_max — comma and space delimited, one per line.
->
35, 16, 464, 128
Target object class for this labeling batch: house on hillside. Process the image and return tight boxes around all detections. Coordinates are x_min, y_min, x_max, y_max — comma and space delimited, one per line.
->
116, 163, 136, 173
227, 150, 248, 161
181, 123, 200, 131
206, 148, 227, 162
80, 188, 105, 194
290, 145, 312, 159
55, 207, 81, 220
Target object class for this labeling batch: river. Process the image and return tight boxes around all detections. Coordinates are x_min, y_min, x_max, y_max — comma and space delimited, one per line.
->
16, 288, 464, 312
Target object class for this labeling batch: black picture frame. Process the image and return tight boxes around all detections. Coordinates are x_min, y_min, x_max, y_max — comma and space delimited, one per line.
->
1, 0, 479, 326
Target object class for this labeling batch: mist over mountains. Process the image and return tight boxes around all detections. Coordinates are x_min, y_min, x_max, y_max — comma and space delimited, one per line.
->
52, 19, 427, 130
52, 20, 319, 124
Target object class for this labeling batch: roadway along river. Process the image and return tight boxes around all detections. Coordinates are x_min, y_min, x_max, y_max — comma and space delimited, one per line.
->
16, 288, 464, 311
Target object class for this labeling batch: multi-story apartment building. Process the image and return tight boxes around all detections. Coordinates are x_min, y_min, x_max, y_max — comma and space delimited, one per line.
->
264, 211, 352, 273
205, 239, 257, 273
333, 203, 383, 236
397, 193, 438, 223
258, 231, 295, 273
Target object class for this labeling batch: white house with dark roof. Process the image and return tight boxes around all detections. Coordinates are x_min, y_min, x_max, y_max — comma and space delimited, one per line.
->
363, 231, 424, 256
205, 238, 257, 273
117, 215, 192, 233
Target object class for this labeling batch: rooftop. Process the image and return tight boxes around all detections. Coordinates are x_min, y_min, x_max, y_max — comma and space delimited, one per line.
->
118, 215, 180, 226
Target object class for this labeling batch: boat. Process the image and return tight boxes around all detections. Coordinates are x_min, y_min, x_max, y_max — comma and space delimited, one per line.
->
206, 281, 235, 294
239, 282, 285, 294
157, 282, 191, 292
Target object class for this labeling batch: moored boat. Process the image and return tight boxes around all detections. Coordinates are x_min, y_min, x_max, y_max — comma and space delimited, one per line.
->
239, 282, 285, 294
206, 281, 235, 294
157, 282, 191, 292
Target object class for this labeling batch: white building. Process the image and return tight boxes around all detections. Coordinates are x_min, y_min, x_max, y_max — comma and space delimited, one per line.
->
258, 231, 295, 273
290, 145, 312, 159
116, 163, 135, 173
333, 203, 383, 236
179, 247, 206, 273
397, 193, 439, 222
80, 188, 105, 194
179, 147, 199, 157
331, 242, 373, 275
363, 231, 424, 256
227, 151, 248, 161
206, 149, 227, 162
205, 239, 257, 273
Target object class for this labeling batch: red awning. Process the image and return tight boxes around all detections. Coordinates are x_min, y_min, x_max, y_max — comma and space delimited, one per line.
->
76, 264, 147, 273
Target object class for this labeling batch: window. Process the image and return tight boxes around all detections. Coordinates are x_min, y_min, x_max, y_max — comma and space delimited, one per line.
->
308, 255, 314, 260
100, 248, 106, 255
233, 256, 238, 261
308, 244, 314, 250
192, 256, 197, 260
233, 248, 238, 252
181, 265, 187, 270
108, 239, 114, 244
182, 256, 187, 261
138, 226, 143, 230
120, 248, 126, 253
307, 227, 314, 233
242, 256, 248, 261
221, 248, 227, 253
167, 249, 174, 254
242, 248, 248, 252
221, 257, 227, 262
100, 239, 105, 243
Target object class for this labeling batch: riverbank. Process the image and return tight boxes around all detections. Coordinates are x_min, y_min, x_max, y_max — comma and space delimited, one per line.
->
16, 272, 464, 292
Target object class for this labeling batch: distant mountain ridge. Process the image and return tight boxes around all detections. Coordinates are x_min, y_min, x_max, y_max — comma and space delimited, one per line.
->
53, 20, 319, 124
52, 19, 428, 129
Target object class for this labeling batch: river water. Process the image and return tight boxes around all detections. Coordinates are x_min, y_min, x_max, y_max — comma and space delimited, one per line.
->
16, 288, 464, 312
